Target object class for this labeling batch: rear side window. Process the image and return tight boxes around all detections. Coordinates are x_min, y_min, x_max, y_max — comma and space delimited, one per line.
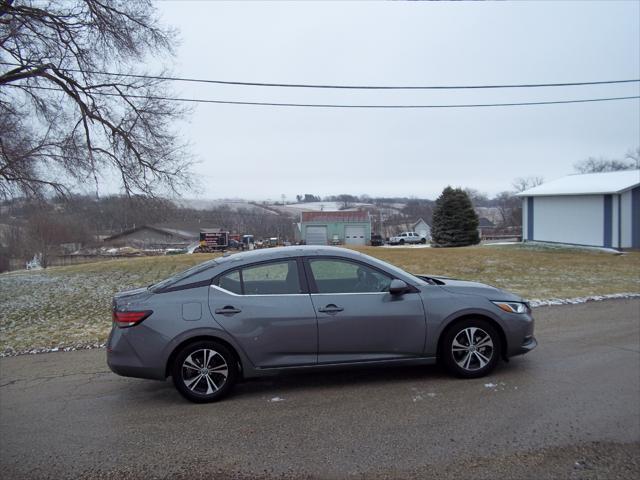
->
214, 260, 302, 295
216, 270, 242, 295
309, 259, 392, 294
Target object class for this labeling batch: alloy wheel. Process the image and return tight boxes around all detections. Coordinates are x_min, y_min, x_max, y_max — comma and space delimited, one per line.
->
181, 348, 229, 395
451, 327, 494, 372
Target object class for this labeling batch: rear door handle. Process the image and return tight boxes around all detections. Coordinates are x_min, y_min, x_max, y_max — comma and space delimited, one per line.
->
318, 304, 344, 314
215, 306, 242, 315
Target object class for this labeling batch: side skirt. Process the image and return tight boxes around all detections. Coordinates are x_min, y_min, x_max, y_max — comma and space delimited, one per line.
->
244, 356, 438, 378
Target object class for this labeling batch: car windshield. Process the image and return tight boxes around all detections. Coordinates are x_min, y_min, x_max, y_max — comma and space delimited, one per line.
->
149, 258, 218, 291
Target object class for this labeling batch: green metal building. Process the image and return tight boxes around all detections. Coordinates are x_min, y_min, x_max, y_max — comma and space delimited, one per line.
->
298, 211, 372, 246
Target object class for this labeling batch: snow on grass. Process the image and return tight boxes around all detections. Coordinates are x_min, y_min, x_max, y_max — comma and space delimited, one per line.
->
529, 293, 640, 307
1, 246, 638, 356
0, 254, 218, 356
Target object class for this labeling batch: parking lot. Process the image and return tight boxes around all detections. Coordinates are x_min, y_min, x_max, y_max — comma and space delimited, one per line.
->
1, 299, 639, 479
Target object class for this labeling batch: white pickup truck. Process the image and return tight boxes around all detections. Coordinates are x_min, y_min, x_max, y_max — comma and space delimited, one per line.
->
389, 231, 427, 245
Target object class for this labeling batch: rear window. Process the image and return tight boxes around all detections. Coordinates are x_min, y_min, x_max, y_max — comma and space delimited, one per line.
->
214, 260, 302, 295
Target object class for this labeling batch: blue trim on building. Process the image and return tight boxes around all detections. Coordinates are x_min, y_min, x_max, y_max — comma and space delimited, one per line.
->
603, 195, 612, 248
632, 187, 640, 249
618, 194, 622, 249
527, 197, 534, 241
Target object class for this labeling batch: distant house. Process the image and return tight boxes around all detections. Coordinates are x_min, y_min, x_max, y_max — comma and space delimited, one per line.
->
298, 211, 371, 246
103, 225, 199, 250
517, 170, 640, 249
412, 218, 431, 240
477, 217, 496, 238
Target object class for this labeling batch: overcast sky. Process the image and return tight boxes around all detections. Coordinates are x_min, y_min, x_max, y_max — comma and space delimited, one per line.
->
154, 0, 640, 201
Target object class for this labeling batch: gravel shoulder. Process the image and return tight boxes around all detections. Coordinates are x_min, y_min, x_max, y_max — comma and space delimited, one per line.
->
0, 299, 639, 479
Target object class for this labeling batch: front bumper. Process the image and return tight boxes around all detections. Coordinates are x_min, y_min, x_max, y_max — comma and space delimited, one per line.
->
514, 335, 537, 356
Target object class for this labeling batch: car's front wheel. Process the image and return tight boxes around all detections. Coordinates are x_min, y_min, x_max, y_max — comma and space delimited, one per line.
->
442, 319, 501, 378
171, 340, 238, 403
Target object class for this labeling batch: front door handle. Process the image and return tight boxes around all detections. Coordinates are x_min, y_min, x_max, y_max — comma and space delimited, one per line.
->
215, 306, 242, 315
318, 304, 344, 314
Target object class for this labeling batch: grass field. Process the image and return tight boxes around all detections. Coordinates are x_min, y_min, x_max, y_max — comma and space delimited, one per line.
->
1, 245, 638, 354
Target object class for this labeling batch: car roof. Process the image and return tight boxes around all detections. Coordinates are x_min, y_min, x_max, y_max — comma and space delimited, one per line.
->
216, 245, 365, 265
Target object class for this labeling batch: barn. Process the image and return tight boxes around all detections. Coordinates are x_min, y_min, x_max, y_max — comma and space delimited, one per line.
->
299, 211, 371, 246
103, 225, 199, 250
517, 170, 640, 249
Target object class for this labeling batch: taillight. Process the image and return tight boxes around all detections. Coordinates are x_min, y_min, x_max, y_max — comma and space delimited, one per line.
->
113, 310, 153, 328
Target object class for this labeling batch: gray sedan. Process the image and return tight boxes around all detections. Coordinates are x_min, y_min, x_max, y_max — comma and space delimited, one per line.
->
107, 246, 536, 402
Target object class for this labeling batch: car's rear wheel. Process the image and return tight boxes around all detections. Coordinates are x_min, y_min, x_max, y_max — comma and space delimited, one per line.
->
171, 340, 238, 403
442, 319, 501, 378
399, 239, 405, 245
420, 237, 427, 244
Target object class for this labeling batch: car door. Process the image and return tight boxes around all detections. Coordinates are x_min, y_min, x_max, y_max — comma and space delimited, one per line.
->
209, 258, 318, 368
305, 257, 427, 364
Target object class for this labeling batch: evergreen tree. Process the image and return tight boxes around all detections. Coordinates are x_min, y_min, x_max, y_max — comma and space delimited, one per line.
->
431, 187, 480, 247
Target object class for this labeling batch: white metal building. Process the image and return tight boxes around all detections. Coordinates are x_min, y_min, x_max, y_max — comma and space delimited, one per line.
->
412, 218, 432, 241
517, 170, 640, 249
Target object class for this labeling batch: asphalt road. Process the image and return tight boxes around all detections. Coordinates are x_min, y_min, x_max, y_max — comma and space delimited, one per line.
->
1, 299, 639, 479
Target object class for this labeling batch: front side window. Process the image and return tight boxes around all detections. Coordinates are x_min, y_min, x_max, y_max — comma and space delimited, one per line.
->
215, 260, 302, 295
309, 259, 392, 294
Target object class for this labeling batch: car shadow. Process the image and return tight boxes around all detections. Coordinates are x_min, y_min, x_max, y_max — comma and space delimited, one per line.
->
118, 357, 530, 406
233, 363, 451, 398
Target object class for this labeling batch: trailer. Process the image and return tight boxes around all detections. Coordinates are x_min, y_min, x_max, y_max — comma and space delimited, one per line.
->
195, 228, 229, 252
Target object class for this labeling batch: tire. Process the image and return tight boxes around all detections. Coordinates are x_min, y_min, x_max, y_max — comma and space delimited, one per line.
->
420, 237, 427, 244
441, 318, 501, 378
399, 239, 405, 245
171, 340, 239, 403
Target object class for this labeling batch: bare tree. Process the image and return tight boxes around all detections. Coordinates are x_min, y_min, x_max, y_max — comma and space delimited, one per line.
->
625, 147, 640, 169
574, 156, 637, 174
494, 191, 521, 228
463, 188, 489, 207
0, 0, 192, 200
512, 176, 544, 193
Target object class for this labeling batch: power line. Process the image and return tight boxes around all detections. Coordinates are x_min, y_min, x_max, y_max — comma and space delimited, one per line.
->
1, 61, 639, 90
8, 84, 640, 108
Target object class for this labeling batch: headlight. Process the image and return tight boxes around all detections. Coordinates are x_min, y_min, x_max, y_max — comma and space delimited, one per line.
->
492, 301, 529, 314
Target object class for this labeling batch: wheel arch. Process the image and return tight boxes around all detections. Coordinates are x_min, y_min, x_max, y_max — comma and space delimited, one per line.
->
436, 313, 508, 362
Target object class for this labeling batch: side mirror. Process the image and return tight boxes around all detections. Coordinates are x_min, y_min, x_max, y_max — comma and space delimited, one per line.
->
389, 279, 410, 295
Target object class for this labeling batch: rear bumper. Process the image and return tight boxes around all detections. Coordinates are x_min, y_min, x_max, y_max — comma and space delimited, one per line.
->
106, 327, 165, 380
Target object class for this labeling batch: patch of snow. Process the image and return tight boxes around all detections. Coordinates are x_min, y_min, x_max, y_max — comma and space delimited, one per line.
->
412, 395, 423, 402
484, 383, 498, 388
483, 241, 520, 246
282, 201, 373, 212
516, 170, 639, 197
427, 392, 437, 398
521, 241, 623, 254
381, 244, 431, 249
186, 242, 200, 254
269, 396, 285, 402
529, 293, 640, 308
1, 343, 106, 358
